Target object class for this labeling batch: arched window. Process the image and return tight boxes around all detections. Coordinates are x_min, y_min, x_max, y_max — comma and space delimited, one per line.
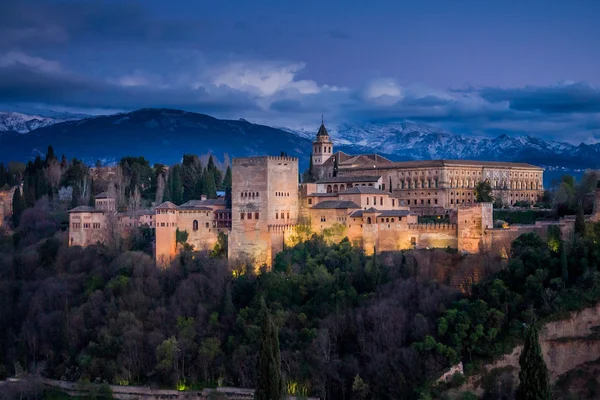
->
193, 220, 198, 231
367, 217, 372, 224
327, 185, 332, 193
333, 184, 338, 193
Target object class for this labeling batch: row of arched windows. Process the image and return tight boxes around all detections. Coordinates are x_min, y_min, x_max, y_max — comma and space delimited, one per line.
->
241, 191, 259, 198
314, 146, 332, 153
275, 192, 290, 197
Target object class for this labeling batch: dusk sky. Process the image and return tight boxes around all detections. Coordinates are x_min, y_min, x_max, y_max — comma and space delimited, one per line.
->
1, 0, 599, 143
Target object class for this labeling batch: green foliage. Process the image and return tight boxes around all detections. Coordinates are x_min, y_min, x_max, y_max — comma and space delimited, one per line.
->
516, 324, 550, 400
210, 232, 228, 258
475, 180, 494, 203
255, 298, 283, 400
11, 187, 24, 227
493, 210, 557, 225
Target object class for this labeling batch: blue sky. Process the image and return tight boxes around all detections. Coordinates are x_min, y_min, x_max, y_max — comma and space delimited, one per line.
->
0, 0, 599, 143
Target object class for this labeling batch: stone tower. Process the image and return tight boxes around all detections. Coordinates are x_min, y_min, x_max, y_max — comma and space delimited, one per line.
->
155, 201, 179, 267
312, 118, 333, 167
228, 156, 299, 267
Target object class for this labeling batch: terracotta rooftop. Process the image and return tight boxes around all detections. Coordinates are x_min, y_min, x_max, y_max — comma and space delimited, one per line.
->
341, 186, 389, 195
311, 200, 361, 210
346, 159, 542, 170
177, 199, 225, 210
69, 206, 104, 213
315, 175, 381, 184
94, 192, 113, 199
155, 201, 178, 209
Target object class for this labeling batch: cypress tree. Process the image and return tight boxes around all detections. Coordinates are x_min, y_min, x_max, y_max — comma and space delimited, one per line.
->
517, 324, 550, 400
308, 153, 314, 182
255, 298, 283, 400
575, 200, 586, 235
170, 165, 184, 205
202, 169, 217, 199
12, 188, 24, 228
560, 241, 568, 283
224, 166, 232, 208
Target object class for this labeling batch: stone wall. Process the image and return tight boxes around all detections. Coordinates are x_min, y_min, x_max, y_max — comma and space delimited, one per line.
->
36, 378, 318, 400
0, 186, 16, 218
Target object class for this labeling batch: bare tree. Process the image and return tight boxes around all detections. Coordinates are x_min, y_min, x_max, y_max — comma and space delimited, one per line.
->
44, 160, 62, 192
156, 173, 166, 205
129, 186, 141, 212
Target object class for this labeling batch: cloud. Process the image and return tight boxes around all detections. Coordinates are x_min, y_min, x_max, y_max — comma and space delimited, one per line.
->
480, 82, 600, 113
0, 51, 62, 73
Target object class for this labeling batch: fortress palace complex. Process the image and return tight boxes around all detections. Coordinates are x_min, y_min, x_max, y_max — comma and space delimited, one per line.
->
64, 121, 598, 267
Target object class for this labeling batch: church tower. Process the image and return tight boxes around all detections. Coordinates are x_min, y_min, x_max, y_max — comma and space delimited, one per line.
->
312, 117, 333, 166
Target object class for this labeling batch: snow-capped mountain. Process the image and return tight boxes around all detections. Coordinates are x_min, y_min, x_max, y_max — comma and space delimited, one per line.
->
0, 112, 61, 134
292, 121, 600, 169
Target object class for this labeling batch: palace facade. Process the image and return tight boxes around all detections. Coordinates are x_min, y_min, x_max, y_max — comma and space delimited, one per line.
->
65, 120, 600, 267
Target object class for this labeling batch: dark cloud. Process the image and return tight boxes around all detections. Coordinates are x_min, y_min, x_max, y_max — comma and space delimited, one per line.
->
0, 0, 206, 50
0, 61, 259, 114
480, 82, 600, 113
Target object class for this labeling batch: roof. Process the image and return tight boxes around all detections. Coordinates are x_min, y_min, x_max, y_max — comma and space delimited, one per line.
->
118, 209, 155, 217
349, 209, 413, 218
315, 175, 381, 184
378, 210, 413, 217
308, 193, 340, 197
94, 192, 113, 199
69, 206, 104, 213
316, 122, 329, 137
338, 154, 393, 166
347, 159, 542, 170
177, 198, 226, 209
156, 201, 178, 209
341, 186, 389, 195
311, 200, 361, 210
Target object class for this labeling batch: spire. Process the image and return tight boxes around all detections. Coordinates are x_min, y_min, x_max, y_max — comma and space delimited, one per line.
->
317, 116, 329, 137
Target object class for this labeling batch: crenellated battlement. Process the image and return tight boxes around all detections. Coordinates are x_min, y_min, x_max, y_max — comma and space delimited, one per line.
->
232, 156, 298, 165
268, 223, 299, 232
408, 222, 458, 231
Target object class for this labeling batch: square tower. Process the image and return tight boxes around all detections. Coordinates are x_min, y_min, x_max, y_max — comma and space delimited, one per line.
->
228, 156, 299, 267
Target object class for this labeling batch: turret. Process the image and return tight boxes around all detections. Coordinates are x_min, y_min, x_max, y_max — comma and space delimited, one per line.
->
312, 117, 333, 166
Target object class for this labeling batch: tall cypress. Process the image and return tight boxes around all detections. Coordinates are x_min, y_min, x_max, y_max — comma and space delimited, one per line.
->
224, 166, 232, 208
560, 242, 569, 283
575, 200, 586, 235
12, 188, 24, 228
170, 165, 184, 205
517, 324, 550, 400
255, 298, 283, 400
202, 169, 217, 199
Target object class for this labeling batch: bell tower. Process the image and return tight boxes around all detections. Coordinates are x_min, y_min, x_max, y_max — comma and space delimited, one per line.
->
312, 116, 333, 166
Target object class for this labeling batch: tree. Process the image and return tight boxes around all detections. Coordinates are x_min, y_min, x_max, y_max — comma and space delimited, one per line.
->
575, 200, 586, 235
169, 165, 184, 205
224, 166, 232, 208
255, 298, 283, 400
12, 187, 24, 227
202, 169, 217, 199
516, 324, 550, 400
352, 375, 370, 400
475, 180, 494, 203
560, 241, 568, 283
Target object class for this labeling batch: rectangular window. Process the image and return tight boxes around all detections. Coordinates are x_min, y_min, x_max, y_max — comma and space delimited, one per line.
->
308, 199, 312, 205
255, 212, 259, 219
206, 222, 210, 228
392, 199, 395, 206
380, 197, 383, 206
241, 213, 245, 220
434, 199, 438, 205
427, 199, 431, 204
247, 212, 252, 219
421, 199, 424, 205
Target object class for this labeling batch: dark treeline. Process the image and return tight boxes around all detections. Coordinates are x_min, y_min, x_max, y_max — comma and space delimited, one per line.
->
2, 146, 233, 230
2, 201, 599, 399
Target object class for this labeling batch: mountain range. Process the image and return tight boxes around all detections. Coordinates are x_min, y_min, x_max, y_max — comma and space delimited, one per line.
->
0, 109, 599, 177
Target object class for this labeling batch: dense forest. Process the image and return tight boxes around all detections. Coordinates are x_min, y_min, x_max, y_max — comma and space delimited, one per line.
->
1, 148, 600, 399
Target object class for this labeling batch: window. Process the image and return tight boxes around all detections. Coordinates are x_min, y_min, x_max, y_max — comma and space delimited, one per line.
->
161, 222, 165, 227
421, 199, 424, 205
255, 212, 259, 219
247, 212, 252, 219
241, 213, 245, 220
367, 217, 372, 224
275, 213, 279, 219
193, 220, 198, 231
308, 199, 313, 205
206, 222, 210, 228
320, 216, 326, 222
380, 197, 383, 206
392, 199, 395, 206
434, 199, 438, 205
287, 212, 290, 219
